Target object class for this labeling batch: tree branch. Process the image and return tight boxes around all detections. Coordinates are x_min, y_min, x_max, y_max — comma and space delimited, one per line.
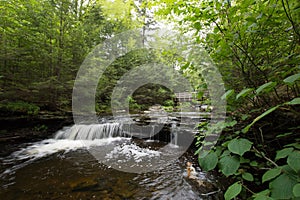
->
281, 0, 300, 39
253, 146, 278, 167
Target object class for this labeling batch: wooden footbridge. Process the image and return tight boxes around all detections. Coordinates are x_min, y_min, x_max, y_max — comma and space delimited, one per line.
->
174, 91, 210, 111
174, 91, 208, 103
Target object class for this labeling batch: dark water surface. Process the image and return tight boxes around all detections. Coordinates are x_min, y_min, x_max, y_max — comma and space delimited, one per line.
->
0, 114, 224, 199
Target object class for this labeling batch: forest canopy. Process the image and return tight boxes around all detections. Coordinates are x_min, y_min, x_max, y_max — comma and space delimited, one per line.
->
0, 0, 300, 199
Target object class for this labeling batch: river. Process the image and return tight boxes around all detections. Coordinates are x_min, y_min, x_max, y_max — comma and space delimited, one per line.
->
0, 113, 224, 199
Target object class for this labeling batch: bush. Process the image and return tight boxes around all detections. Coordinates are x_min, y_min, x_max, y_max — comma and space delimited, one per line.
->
0, 101, 40, 116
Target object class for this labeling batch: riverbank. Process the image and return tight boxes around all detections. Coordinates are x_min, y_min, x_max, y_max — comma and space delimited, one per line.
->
0, 112, 73, 157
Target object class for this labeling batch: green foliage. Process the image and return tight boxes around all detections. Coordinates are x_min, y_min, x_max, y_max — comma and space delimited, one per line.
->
262, 168, 282, 183
236, 88, 254, 100
0, 101, 40, 116
128, 96, 141, 113
293, 184, 300, 197
221, 89, 235, 100
275, 148, 294, 161
287, 151, 300, 173
196, 118, 300, 199
163, 100, 174, 107
228, 138, 252, 156
255, 82, 277, 96
96, 49, 178, 113
283, 73, 300, 85
195, 94, 299, 199
0, 0, 140, 114
33, 124, 48, 132
286, 97, 300, 105
242, 105, 281, 133
242, 172, 254, 181
252, 190, 273, 200
224, 182, 242, 200
218, 155, 240, 176
198, 151, 218, 171
269, 173, 297, 199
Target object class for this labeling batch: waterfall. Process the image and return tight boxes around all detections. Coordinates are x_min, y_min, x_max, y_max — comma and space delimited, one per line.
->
150, 125, 155, 140
54, 123, 126, 140
171, 123, 178, 146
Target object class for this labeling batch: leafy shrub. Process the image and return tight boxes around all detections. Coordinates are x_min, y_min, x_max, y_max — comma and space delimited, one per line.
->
128, 96, 142, 112
163, 99, 174, 107
196, 77, 300, 199
33, 124, 48, 132
0, 101, 40, 116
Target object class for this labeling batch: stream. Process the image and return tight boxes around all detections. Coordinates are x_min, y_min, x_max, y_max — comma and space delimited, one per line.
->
0, 112, 224, 200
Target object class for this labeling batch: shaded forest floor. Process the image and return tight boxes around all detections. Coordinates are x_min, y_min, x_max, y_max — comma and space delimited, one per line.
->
0, 113, 73, 157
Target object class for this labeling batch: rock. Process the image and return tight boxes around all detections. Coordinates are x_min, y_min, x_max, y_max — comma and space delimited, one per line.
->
70, 179, 99, 192
187, 175, 219, 195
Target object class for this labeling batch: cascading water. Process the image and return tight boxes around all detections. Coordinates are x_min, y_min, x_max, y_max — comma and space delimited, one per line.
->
0, 114, 223, 199
0, 121, 168, 176
171, 123, 178, 146
54, 123, 126, 140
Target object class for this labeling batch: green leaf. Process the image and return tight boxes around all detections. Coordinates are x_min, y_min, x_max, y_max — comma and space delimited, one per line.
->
236, 88, 254, 99
198, 150, 209, 158
219, 155, 240, 176
240, 157, 250, 164
262, 168, 281, 183
283, 73, 300, 85
285, 97, 300, 105
284, 142, 300, 150
255, 82, 277, 95
198, 151, 218, 171
253, 189, 272, 200
194, 21, 201, 31
242, 105, 280, 133
221, 89, 235, 100
224, 182, 242, 200
287, 150, 300, 173
227, 120, 237, 127
242, 172, 254, 181
228, 138, 252, 156
241, 114, 249, 120
293, 184, 300, 197
250, 161, 258, 167
255, 189, 270, 196
270, 174, 297, 199
246, 16, 257, 22
275, 148, 294, 161
253, 195, 274, 200
221, 150, 231, 157
276, 132, 293, 138
197, 91, 204, 99
282, 164, 298, 176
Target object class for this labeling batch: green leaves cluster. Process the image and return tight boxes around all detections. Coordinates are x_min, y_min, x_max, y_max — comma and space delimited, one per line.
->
197, 82, 299, 199
198, 136, 252, 199
220, 72, 300, 135
263, 149, 300, 200
152, 0, 300, 199
0, 0, 140, 113
0, 101, 40, 116
197, 120, 300, 199
199, 137, 252, 176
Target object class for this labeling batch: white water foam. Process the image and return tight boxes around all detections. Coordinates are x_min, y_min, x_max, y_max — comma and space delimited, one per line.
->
1, 123, 167, 176
105, 143, 160, 163
10, 137, 127, 161
0, 137, 129, 178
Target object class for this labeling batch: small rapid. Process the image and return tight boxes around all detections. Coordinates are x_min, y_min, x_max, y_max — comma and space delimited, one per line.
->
54, 123, 126, 140
0, 114, 223, 199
